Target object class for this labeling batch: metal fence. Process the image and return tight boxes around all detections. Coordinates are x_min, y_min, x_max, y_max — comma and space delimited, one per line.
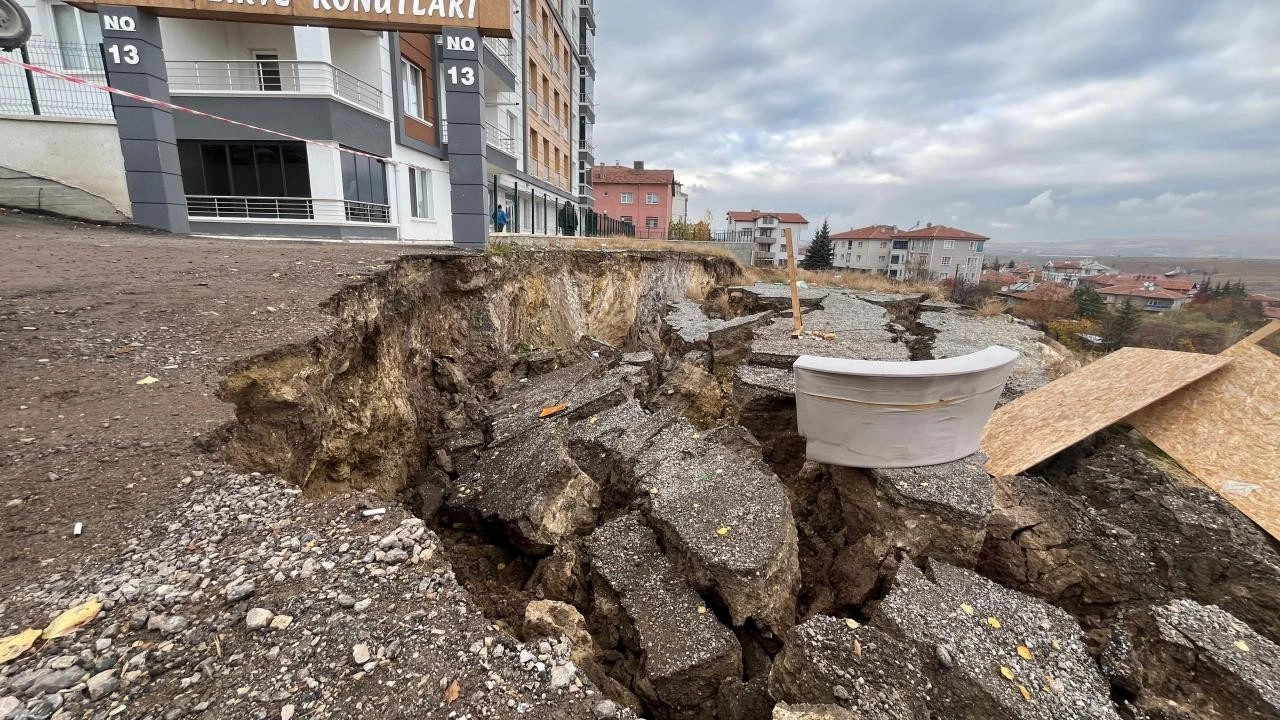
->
0, 40, 114, 119
489, 175, 636, 237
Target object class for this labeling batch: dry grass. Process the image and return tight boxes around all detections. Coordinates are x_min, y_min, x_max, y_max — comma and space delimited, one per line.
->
744, 267, 945, 299
977, 298, 1008, 317
547, 235, 742, 261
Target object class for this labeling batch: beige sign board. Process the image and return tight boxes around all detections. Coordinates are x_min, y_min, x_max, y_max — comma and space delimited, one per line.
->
74, 0, 512, 36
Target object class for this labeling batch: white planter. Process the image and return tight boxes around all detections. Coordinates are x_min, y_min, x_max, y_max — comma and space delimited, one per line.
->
794, 346, 1019, 468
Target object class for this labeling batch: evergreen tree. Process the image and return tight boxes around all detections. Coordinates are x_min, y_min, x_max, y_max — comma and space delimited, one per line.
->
1006, 259, 1017, 269
1101, 299, 1143, 347
800, 219, 834, 270
1071, 286, 1107, 319
988, 257, 1001, 271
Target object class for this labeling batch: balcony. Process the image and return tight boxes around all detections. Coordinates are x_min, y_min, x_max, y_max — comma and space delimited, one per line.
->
485, 121, 517, 157
186, 196, 391, 224
483, 38, 515, 72
166, 60, 383, 115
580, 0, 596, 29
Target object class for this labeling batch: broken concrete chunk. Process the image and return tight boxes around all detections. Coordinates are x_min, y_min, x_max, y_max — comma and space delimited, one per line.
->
662, 299, 774, 372
586, 514, 742, 717
915, 310, 1047, 398
567, 400, 680, 498
750, 292, 908, 368
486, 361, 641, 447
524, 600, 598, 667
877, 560, 1121, 720
733, 284, 830, 312
1104, 600, 1280, 720
645, 439, 800, 630
718, 677, 774, 720
826, 455, 995, 607
769, 615, 929, 719
732, 365, 805, 482
450, 422, 599, 552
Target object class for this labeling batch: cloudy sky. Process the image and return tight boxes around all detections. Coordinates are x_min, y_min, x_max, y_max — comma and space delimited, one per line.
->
592, 0, 1280, 244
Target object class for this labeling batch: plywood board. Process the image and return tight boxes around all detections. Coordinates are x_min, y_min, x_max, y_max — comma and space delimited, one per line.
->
1243, 319, 1280, 345
981, 348, 1232, 477
1128, 341, 1280, 540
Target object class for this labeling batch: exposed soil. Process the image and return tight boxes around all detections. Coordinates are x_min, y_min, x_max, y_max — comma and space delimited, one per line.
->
0, 211, 439, 596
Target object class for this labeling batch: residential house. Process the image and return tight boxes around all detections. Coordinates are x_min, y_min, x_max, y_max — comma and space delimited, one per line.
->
671, 183, 689, 224
982, 269, 1021, 287
1079, 273, 1198, 297
830, 225, 896, 274
1250, 294, 1280, 320
889, 224, 987, 282
726, 210, 810, 267
1097, 283, 1191, 313
592, 162, 681, 237
1042, 259, 1114, 286
2, 0, 597, 241
996, 281, 1074, 314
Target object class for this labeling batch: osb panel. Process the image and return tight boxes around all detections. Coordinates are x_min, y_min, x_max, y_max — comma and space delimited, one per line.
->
1129, 341, 1280, 540
981, 348, 1232, 477
1243, 319, 1280, 345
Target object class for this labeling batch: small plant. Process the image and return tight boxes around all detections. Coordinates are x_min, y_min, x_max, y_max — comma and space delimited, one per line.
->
485, 240, 525, 257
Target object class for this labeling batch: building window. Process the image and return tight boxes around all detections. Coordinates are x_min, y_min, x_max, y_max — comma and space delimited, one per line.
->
409, 167, 432, 219
975, 241, 985, 253
402, 60, 425, 120
177, 141, 311, 198
967, 256, 977, 266
646, 192, 659, 205
620, 192, 634, 204
944, 239, 955, 249
646, 217, 659, 229
51, 3, 103, 69
857, 241, 864, 248
341, 151, 389, 205
855, 255, 862, 262
620, 216, 633, 223
941, 256, 952, 266
878, 255, 886, 262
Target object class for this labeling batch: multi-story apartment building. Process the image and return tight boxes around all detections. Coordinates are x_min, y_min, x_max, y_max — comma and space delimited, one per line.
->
830, 225, 896, 274
577, 0, 595, 208
2, 0, 595, 242
591, 162, 680, 236
830, 223, 987, 282
1041, 258, 1114, 286
726, 210, 810, 267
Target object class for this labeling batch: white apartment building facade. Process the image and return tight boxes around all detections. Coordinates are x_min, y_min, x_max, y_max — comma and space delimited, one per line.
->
831, 223, 988, 282
2, 0, 597, 242
726, 210, 810, 267
1042, 259, 1114, 286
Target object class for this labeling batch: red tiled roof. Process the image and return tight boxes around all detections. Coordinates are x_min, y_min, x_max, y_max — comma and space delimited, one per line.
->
1249, 294, 1280, 304
831, 225, 896, 240
1266, 307, 1280, 319
1099, 274, 1196, 292
727, 210, 810, 224
590, 165, 677, 186
892, 224, 989, 240
1004, 284, 1073, 302
1047, 261, 1083, 270
1098, 286, 1188, 301
982, 270, 1020, 286
1155, 279, 1196, 292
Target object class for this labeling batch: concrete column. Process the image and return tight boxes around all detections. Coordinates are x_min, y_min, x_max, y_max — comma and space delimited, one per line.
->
99, 6, 189, 233
292, 26, 333, 63
307, 144, 344, 201
441, 28, 489, 251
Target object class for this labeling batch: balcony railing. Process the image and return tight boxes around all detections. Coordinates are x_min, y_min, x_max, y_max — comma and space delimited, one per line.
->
186, 196, 390, 224
578, 183, 593, 197
485, 121, 517, 156
483, 38, 515, 72
167, 60, 383, 114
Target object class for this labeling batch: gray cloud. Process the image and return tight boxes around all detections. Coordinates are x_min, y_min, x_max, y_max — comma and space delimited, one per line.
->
592, 0, 1280, 244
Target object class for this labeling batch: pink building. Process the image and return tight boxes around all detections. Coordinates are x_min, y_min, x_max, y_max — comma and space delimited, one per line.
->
591, 162, 680, 237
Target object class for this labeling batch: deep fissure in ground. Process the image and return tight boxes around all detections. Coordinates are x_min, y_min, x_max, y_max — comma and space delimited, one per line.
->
216, 251, 1280, 720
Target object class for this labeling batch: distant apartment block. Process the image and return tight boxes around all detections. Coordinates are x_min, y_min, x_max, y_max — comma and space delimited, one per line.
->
726, 210, 810, 267
592, 162, 681, 236
831, 224, 987, 282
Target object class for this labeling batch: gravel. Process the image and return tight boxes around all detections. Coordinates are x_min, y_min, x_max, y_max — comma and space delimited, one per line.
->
0, 469, 608, 720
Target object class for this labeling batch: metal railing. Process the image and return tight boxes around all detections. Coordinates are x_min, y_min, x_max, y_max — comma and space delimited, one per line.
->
528, 91, 540, 113
485, 121, 517, 155
344, 200, 391, 223
187, 196, 315, 220
0, 41, 113, 119
166, 60, 383, 114
578, 184, 593, 197
186, 196, 390, 224
483, 38, 515, 72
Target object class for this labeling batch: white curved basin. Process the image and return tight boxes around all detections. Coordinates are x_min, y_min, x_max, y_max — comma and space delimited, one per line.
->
794, 346, 1020, 468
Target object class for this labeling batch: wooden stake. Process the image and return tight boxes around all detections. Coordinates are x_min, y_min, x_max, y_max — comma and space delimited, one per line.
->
785, 228, 803, 337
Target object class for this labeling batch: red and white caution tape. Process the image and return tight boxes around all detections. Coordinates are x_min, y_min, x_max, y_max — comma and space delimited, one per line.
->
0, 54, 433, 171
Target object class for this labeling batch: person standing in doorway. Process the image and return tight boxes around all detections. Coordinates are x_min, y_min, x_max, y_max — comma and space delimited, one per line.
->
493, 204, 509, 233
558, 201, 578, 237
